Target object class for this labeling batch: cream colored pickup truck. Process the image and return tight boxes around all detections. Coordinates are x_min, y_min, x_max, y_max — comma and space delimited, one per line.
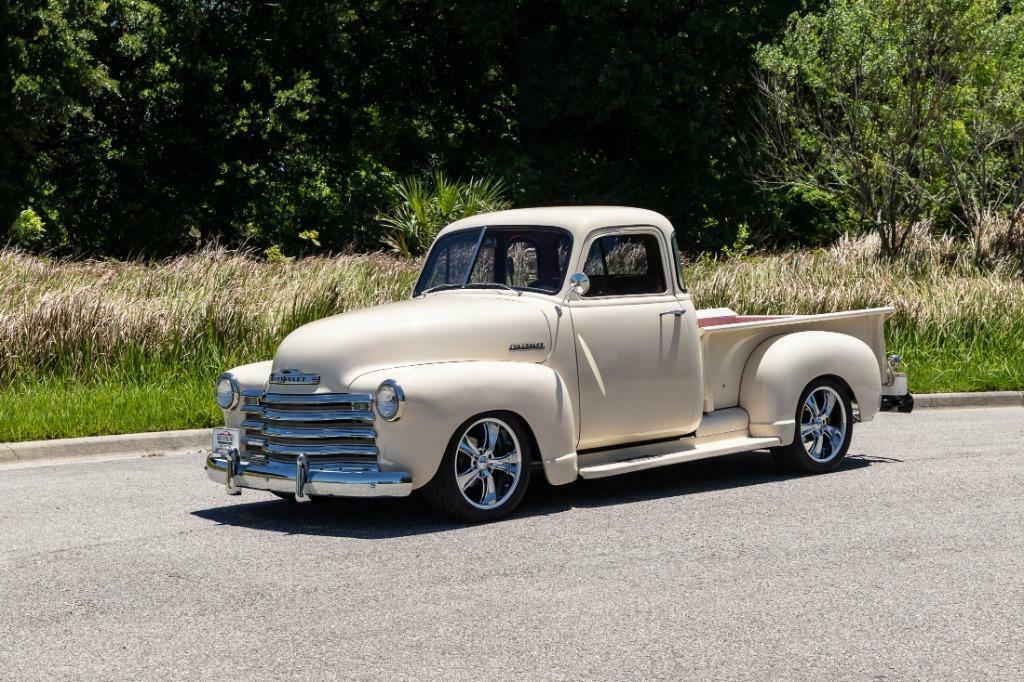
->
207, 206, 912, 521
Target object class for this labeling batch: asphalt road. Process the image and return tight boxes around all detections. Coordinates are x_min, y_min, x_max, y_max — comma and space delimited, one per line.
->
1, 407, 1022, 681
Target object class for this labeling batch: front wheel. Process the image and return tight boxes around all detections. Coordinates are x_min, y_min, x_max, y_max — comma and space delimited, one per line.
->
772, 378, 853, 474
421, 412, 533, 523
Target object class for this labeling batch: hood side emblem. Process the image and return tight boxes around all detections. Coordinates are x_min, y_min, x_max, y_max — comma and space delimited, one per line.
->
270, 369, 321, 385
509, 342, 545, 352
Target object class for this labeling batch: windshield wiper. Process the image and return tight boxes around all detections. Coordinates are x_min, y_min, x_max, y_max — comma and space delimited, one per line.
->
464, 282, 522, 295
419, 283, 466, 296
420, 282, 523, 296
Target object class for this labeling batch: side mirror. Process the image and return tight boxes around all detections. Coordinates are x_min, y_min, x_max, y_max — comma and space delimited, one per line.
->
568, 272, 590, 296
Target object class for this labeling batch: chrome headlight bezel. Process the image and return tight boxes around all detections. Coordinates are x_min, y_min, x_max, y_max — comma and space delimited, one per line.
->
215, 373, 240, 410
374, 380, 405, 422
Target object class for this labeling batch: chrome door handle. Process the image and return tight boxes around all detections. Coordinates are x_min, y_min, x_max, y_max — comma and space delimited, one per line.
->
660, 309, 686, 317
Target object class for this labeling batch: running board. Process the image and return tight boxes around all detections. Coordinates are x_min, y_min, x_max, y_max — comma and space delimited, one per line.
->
578, 434, 780, 479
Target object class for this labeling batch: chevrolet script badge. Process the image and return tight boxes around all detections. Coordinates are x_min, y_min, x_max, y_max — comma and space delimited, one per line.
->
269, 369, 321, 385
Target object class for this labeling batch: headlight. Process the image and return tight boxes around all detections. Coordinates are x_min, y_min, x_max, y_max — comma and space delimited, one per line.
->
215, 373, 240, 409
374, 380, 405, 421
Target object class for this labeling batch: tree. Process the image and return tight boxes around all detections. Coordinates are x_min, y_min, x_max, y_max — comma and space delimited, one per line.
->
2, 0, 811, 256
935, 3, 1024, 261
0, 3, 31, 233
754, 0, 1024, 259
456, 0, 809, 251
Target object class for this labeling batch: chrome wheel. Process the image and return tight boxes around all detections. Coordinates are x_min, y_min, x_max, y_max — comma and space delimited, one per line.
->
800, 385, 848, 463
454, 417, 523, 510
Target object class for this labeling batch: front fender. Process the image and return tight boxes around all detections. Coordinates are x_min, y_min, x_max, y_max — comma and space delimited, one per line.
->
220, 360, 272, 429
740, 331, 882, 445
348, 362, 578, 489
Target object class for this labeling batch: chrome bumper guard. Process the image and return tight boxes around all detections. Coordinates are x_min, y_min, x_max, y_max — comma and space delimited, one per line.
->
880, 359, 913, 413
205, 451, 413, 499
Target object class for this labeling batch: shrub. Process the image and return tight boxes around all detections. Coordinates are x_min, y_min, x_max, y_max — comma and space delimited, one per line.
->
378, 172, 511, 258
9, 208, 45, 248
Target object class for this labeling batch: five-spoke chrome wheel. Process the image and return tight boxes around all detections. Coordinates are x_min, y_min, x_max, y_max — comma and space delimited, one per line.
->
422, 411, 534, 522
454, 417, 523, 510
772, 378, 854, 474
799, 385, 848, 463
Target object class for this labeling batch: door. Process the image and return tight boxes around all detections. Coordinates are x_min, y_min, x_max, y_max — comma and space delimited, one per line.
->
569, 228, 703, 450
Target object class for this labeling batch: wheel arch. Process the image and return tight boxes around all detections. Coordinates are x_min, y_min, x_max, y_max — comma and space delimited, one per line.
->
815, 373, 860, 419
441, 409, 543, 468
739, 331, 882, 446
348, 361, 578, 489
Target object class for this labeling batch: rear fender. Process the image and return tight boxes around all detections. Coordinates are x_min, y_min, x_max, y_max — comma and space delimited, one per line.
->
349, 362, 578, 489
739, 331, 882, 445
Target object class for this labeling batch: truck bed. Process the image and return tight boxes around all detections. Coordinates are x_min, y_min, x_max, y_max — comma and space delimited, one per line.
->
696, 307, 895, 412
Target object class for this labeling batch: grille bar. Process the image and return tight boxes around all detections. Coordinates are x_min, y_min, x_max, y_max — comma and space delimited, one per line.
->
258, 392, 372, 407
261, 408, 374, 423
242, 391, 378, 466
261, 424, 376, 440
261, 442, 379, 457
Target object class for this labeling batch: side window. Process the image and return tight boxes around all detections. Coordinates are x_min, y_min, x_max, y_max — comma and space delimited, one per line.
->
582, 233, 667, 297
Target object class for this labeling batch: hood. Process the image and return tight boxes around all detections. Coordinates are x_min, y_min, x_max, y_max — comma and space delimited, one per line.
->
271, 292, 554, 391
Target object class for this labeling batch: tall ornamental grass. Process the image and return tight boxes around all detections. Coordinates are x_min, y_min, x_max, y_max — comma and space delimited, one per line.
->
687, 226, 1024, 391
0, 249, 419, 384
1, 225, 1021, 396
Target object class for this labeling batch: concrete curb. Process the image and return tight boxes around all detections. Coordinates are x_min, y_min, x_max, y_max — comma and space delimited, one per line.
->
1, 391, 1021, 462
0, 429, 208, 463
913, 391, 1024, 409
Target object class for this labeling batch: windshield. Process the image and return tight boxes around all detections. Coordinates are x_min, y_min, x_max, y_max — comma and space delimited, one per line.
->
414, 226, 572, 296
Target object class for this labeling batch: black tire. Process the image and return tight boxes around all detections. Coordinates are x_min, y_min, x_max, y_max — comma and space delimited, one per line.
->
771, 377, 854, 474
421, 411, 533, 523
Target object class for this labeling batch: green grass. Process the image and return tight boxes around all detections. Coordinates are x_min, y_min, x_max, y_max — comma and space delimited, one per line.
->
0, 372, 221, 442
4, 327, 1014, 443
1, 228, 1021, 442
892, 328, 1024, 394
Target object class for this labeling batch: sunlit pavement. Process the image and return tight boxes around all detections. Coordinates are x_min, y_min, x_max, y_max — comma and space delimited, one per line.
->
1, 407, 1022, 680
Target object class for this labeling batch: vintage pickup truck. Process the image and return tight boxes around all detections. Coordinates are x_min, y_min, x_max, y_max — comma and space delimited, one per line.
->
207, 206, 912, 521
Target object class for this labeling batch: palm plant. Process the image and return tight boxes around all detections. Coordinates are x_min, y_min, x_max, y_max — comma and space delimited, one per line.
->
378, 172, 511, 258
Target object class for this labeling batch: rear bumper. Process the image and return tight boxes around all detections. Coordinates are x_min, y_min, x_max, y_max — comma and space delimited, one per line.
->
205, 453, 413, 499
880, 393, 914, 413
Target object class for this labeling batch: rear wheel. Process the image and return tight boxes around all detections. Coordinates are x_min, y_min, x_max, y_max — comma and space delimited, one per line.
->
421, 412, 533, 523
772, 378, 853, 474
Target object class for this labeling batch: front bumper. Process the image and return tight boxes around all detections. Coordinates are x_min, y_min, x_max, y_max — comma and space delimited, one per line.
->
205, 452, 413, 499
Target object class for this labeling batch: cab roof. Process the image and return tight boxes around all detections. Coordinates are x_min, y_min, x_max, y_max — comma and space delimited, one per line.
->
437, 206, 674, 241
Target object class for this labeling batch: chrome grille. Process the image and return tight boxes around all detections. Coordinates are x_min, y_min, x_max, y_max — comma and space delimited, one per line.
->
241, 391, 378, 466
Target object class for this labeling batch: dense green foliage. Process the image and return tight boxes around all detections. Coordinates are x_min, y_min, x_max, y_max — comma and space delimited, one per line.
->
2, 0, 816, 256
5, 1, 1023, 258
755, 0, 1024, 258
